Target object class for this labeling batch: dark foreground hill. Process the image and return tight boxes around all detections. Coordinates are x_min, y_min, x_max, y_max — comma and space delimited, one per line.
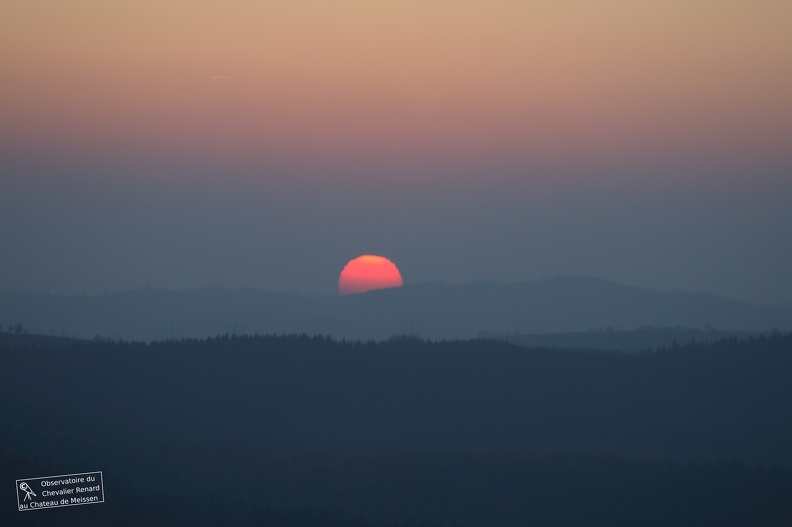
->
1, 276, 791, 341
3, 333, 791, 464
3, 448, 791, 527
2, 333, 792, 525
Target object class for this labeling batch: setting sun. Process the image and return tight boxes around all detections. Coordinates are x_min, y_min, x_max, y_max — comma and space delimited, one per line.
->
338, 255, 404, 295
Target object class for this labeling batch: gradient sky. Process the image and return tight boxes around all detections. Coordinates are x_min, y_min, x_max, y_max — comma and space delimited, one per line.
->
1, 1, 791, 304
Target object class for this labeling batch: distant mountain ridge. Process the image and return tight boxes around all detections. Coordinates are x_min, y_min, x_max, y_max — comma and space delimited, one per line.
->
0, 276, 790, 341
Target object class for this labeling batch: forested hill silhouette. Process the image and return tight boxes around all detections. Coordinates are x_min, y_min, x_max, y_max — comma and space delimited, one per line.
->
2, 333, 792, 525
3, 332, 791, 466
1, 277, 790, 341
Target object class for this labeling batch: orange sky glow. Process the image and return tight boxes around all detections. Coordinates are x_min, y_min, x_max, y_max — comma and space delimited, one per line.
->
2, 0, 791, 169
1, 1, 791, 304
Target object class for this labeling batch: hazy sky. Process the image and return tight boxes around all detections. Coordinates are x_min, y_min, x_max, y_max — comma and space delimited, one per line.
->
2, 1, 791, 303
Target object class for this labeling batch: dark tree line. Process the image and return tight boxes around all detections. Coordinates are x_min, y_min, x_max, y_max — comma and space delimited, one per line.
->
0, 322, 27, 334
2, 332, 792, 525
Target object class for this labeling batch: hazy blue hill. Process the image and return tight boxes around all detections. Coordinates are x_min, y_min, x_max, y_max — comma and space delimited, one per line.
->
492, 328, 764, 351
0, 331, 86, 348
1, 277, 790, 341
382, 278, 791, 338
